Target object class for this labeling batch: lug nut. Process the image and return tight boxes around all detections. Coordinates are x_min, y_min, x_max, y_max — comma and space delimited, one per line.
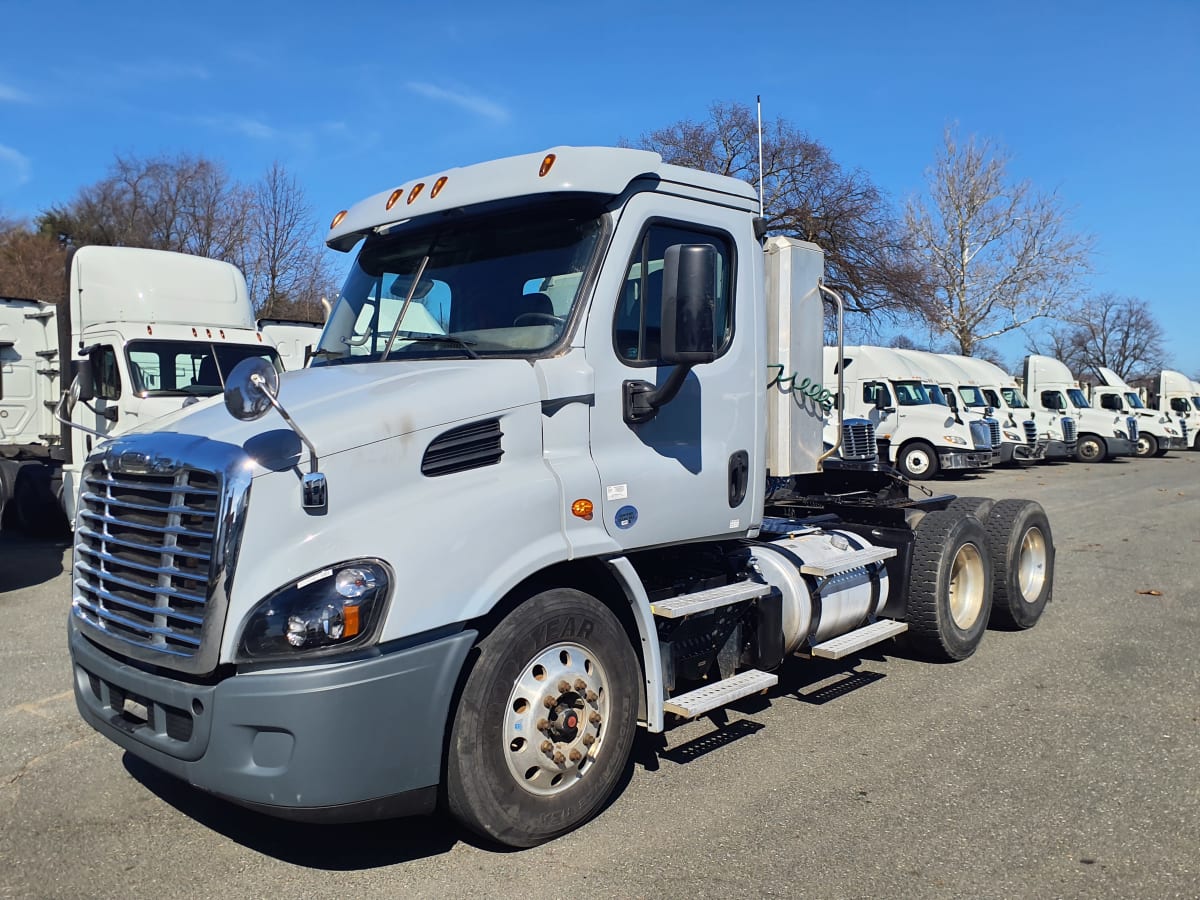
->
540, 740, 554, 755
589, 711, 602, 725
582, 733, 596, 747
558, 680, 571, 693
568, 749, 582, 762
553, 751, 565, 765
537, 718, 550, 732
586, 690, 598, 703
574, 678, 587, 691
543, 695, 557, 709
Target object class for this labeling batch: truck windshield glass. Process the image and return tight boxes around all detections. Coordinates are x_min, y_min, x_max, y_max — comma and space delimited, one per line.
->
1192, 396, 1200, 411
892, 380, 931, 406
1067, 388, 1091, 409
1124, 392, 1146, 409
923, 383, 947, 405
127, 341, 281, 397
314, 199, 605, 364
1000, 387, 1029, 409
959, 385, 987, 407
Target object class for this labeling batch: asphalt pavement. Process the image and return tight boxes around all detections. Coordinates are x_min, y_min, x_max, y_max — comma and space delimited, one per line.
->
1, 454, 1197, 899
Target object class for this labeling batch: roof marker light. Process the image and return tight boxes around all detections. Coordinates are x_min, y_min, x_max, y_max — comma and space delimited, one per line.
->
431, 176, 448, 198
539, 154, 557, 177
386, 189, 404, 211
407, 182, 425, 204
330, 210, 348, 229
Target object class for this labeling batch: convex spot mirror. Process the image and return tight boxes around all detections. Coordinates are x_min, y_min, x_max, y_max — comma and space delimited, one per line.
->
660, 243, 718, 366
225, 357, 280, 422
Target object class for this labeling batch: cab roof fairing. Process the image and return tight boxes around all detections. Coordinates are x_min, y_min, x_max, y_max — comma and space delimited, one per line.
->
323, 146, 759, 252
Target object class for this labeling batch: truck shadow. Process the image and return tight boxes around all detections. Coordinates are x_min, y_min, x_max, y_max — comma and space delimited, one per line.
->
0, 531, 69, 592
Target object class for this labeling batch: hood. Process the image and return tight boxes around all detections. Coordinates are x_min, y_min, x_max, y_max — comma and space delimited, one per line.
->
129, 359, 542, 474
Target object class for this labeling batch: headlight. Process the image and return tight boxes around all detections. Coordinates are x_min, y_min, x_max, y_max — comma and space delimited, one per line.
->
1166, 426, 1179, 435
943, 435, 967, 446
1003, 430, 1022, 441
236, 560, 390, 661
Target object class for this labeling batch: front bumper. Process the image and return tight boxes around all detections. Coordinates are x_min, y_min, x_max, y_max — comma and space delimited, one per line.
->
1043, 439, 1077, 460
70, 621, 476, 822
1108, 437, 1136, 457
1012, 442, 1046, 463
937, 449, 993, 470
1164, 436, 1189, 451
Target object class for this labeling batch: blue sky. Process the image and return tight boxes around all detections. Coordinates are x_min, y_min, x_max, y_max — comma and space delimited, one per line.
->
1, 0, 1197, 375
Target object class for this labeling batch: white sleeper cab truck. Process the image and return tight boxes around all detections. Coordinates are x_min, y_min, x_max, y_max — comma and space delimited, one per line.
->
1020, 356, 1082, 461
258, 319, 324, 371
824, 345, 992, 480
942, 355, 1045, 464
892, 349, 1006, 462
1090, 366, 1187, 457
0, 246, 280, 534
65, 147, 1053, 848
1150, 370, 1200, 449
1021, 355, 1135, 463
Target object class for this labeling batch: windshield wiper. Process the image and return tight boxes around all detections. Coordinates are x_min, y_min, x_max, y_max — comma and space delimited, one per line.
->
392, 333, 479, 359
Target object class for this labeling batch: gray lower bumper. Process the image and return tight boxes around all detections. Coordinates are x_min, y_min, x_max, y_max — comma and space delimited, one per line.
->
937, 449, 993, 470
70, 621, 476, 822
1164, 436, 1189, 451
1012, 442, 1046, 462
1108, 437, 1136, 457
1043, 439, 1077, 460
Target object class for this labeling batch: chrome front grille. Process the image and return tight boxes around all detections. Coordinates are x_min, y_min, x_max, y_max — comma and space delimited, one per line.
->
71, 434, 252, 675
986, 418, 1002, 448
840, 419, 877, 461
1061, 417, 1077, 443
1126, 416, 1138, 442
1023, 420, 1038, 444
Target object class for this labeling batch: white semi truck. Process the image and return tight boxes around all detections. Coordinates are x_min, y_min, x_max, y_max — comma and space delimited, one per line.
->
66, 147, 1052, 847
1021, 355, 1136, 463
1147, 370, 1200, 449
824, 345, 993, 480
940, 355, 1045, 464
0, 246, 280, 534
1089, 366, 1187, 457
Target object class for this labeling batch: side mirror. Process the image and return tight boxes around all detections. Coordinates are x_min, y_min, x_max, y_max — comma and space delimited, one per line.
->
224, 357, 279, 422
660, 244, 717, 365
873, 392, 888, 411
72, 358, 96, 403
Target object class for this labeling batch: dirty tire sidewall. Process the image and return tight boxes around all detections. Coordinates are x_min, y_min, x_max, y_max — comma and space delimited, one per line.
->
1075, 436, 1105, 463
447, 589, 639, 848
898, 441, 939, 480
904, 510, 993, 661
1134, 433, 1157, 457
985, 499, 1053, 630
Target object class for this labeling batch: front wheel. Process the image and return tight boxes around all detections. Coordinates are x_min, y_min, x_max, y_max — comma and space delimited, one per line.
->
1134, 433, 1158, 457
1075, 435, 1107, 463
897, 441, 940, 480
447, 589, 639, 847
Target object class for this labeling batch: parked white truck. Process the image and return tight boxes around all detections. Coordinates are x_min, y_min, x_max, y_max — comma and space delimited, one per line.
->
940, 355, 1045, 464
1148, 370, 1200, 449
0, 246, 280, 534
66, 147, 1052, 847
1021, 355, 1136, 463
1089, 366, 1187, 457
824, 345, 993, 479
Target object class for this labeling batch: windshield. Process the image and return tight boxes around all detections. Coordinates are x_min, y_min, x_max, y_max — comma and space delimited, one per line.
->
893, 380, 931, 406
126, 340, 281, 397
1067, 388, 1091, 409
923, 383, 947, 405
1192, 396, 1200, 411
1124, 392, 1146, 409
1000, 386, 1029, 409
314, 198, 606, 365
959, 385, 987, 407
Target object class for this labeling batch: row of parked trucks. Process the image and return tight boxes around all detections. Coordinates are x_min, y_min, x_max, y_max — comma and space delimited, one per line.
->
0, 145, 1191, 845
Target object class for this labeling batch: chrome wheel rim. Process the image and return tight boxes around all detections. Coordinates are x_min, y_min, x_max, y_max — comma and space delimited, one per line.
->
948, 542, 986, 629
1017, 526, 1048, 601
502, 642, 609, 797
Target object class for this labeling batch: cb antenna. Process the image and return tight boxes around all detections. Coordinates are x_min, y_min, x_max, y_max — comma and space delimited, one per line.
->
756, 95, 765, 218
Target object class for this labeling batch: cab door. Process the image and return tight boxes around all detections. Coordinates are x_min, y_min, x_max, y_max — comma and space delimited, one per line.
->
584, 194, 762, 548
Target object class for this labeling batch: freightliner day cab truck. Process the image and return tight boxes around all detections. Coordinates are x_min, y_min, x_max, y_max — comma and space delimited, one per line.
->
1090, 366, 1187, 457
824, 345, 993, 480
0, 246, 280, 534
941, 355, 1045, 464
1021, 355, 1136, 463
65, 147, 1053, 847
1019, 355, 1082, 461
891, 349, 1007, 463
1148, 370, 1200, 449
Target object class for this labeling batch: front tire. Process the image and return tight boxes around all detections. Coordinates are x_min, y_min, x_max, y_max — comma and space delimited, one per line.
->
1135, 433, 1158, 457
1075, 435, 1107, 463
985, 500, 1053, 629
897, 441, 940, 480
904, 510, 993, 661
447, 589, 639, 847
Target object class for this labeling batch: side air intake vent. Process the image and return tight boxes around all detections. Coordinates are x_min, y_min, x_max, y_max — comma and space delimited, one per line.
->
422, 418, 504, 477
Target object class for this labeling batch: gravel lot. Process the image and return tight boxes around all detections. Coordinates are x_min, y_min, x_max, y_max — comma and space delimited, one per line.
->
2, 454, 1197, 899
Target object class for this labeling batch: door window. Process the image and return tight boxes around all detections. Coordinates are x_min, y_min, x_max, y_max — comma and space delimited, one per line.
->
90, 346, 121, 400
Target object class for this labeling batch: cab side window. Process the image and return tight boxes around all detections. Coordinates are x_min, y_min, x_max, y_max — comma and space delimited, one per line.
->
1099, 394, 1121, 411
91, 346, 121, 401
614, 223, 732, 365
1042, 391, 1065, 410
863, 381, 891, 406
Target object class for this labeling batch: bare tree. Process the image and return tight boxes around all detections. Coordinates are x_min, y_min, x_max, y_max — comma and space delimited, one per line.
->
244, 162, 332, 320
1030, 293, 1166, 382
905, 128, 1092, 357
0, 214, 67, 303
626, 101, 928, 317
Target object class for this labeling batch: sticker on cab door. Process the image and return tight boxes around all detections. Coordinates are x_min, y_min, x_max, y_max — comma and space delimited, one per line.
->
614, 505, 638, 529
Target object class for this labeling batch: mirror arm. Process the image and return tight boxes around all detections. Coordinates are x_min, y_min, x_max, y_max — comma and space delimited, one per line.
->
53, 390, 105, 439
622, 364, 693, 425
251, 373, 320, 473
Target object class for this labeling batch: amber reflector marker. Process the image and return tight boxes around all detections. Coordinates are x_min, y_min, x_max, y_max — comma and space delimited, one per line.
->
330, 210, 348, 229
386, 189, 403, 211
539, 154, 557, 177
343, 604, 361, 638
571, 499, 594, 520
431, 176, 448, 198
407, 182, 425, 204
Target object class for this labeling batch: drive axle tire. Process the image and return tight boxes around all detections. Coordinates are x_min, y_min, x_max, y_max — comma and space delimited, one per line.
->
447, 589, 639, 848
944, 496, 995, 520
897, 441, 940, 480
904, 510, 992, 661
1134, 433, 1158, 458
1075, 435, 1107, 463
12, 465, 68, 538
984, 500, 1053, 630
